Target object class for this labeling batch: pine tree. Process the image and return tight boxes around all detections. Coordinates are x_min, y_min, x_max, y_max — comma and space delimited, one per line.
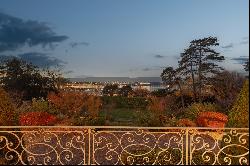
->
179, 36, 224, 101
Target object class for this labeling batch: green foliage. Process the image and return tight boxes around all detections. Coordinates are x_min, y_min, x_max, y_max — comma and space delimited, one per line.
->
0, 87, 17, 125
134, 110, 163, 127
150, 89, 170, 97
18, 98, 59, 115
0, 58, 64, 100
180, 102, 220, 121
227, 80, 249, 128
73, 116, 106, 126
102, 96, 149, 109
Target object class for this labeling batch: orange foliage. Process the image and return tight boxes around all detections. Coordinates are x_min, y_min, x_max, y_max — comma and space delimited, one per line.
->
196, 111, 228, 127
19, 111, 57, 126
48, 91, 102, 118
147, 97, 166, 114
48, 91, 88, 115
177, 118, 197, 127
133, 88, 150, 97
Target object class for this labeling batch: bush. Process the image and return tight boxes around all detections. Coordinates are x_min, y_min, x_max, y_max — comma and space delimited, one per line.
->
135, 110, 163, 127
196, 111, 228, 127
0, 87, 17, 125
227, 80, 249, 128
147, 97, 167, 114
177, 118, 197, 127
19, 111, 57, 126
48, 91, 89, 116
18, 98, 58, 115
180, 102, 221, 121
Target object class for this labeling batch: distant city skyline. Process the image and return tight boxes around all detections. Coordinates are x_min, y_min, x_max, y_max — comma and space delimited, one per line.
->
0, 0, 249, 77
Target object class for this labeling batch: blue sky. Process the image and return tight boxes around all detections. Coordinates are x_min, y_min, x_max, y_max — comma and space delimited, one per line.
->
0, 0, 249, 77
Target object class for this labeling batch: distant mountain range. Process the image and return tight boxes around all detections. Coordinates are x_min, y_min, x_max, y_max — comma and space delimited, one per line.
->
68, 77, 162, 83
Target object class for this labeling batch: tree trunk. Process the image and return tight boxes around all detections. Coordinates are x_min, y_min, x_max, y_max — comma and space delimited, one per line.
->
190, 60, 197, 101
198, 47, 202, 102
177, 82, 185, 108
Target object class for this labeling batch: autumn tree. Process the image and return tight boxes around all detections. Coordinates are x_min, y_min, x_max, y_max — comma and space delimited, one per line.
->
211, 71, 245, 111
0, 58, 66, 100
161, 67, 185, 108
0, 87, 17, 125
227, 80, 249, 128
179, 37, 224, 101
132, 88, 150, 97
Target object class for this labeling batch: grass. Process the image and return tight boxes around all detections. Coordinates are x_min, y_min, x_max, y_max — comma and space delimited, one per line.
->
99, 107, 139, 125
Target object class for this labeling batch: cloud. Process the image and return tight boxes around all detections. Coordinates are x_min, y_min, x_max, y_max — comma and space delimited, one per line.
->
231, 56, 249, 64
240, 37, 249, 45
221, 43, 233, 49
0, 55, 16, 63
18, 52, 67, 68
142, 66, 163, 71
240, 41, 249, 44
69, 42, 89, 48
0, 12, 68, 52
154, 54, 165, 58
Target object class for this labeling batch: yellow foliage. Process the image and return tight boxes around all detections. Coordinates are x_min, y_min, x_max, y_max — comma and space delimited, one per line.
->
0, 88, 16, 125
228, 80, 249, 127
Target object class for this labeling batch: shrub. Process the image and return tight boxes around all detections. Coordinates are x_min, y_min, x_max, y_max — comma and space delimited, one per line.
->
135, 110, 163, 127
0, 87, 17, 125
177, 118, 197, 127
227, 80, 249, 128
18, 98, 58, 115
180, 102, 221, 121
147, 97, 167, 114
48, 91, 88, 116
196, 111, 228, 127
19, 111, 57, 126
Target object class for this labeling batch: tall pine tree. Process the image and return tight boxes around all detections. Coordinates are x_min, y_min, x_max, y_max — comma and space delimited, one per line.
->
179, 36, 224, 101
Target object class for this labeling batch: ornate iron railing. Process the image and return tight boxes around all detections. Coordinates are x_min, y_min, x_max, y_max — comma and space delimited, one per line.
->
0, 126, 248, 165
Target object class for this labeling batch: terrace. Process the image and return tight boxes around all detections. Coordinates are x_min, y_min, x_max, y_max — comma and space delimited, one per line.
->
0, 126, 248, 165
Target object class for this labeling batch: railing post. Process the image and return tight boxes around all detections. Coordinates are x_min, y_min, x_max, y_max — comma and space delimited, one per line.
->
185, 128, 189, 165
88, 128, 91, 165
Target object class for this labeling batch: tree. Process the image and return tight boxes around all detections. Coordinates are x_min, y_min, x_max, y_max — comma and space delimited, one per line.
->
227, 80, 249, 128
179, 37, 224, 101
118, 85, 133, 97
102, 84, 119, 96
161, 67, 185, 108
0, 58, 65, 100
132, 88, 150, 97
179, 47, 198, 100
211, 71, 245, 111
0, 87, 17, 125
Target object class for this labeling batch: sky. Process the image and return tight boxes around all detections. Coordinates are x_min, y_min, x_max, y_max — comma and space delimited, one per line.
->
0, 0, 249, 77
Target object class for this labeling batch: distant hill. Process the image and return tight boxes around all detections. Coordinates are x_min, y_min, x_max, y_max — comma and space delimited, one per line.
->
68, 77, 162, 83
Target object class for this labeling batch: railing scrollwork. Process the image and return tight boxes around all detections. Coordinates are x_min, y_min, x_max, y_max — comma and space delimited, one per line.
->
0, 126, 248, 165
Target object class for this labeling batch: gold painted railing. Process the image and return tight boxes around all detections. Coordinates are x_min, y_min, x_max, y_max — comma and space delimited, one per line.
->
0, 126, 248, 165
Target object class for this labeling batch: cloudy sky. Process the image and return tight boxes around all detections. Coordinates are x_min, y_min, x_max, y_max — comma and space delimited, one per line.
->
0, 0, 249, 77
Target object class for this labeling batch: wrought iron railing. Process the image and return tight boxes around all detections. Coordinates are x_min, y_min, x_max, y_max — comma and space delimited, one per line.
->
0, 126, 248, 165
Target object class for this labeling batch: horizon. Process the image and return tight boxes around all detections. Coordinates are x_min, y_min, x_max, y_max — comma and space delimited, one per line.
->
0, 0, 249, 77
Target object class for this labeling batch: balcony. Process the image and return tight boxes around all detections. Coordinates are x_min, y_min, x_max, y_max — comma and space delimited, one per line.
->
0, 126, 248, 165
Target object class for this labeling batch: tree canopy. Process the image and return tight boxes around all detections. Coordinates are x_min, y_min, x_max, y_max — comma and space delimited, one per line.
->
0, 58, 66, 100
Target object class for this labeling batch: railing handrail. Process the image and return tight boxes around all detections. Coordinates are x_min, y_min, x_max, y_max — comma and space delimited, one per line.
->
0, 125, 248, 130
